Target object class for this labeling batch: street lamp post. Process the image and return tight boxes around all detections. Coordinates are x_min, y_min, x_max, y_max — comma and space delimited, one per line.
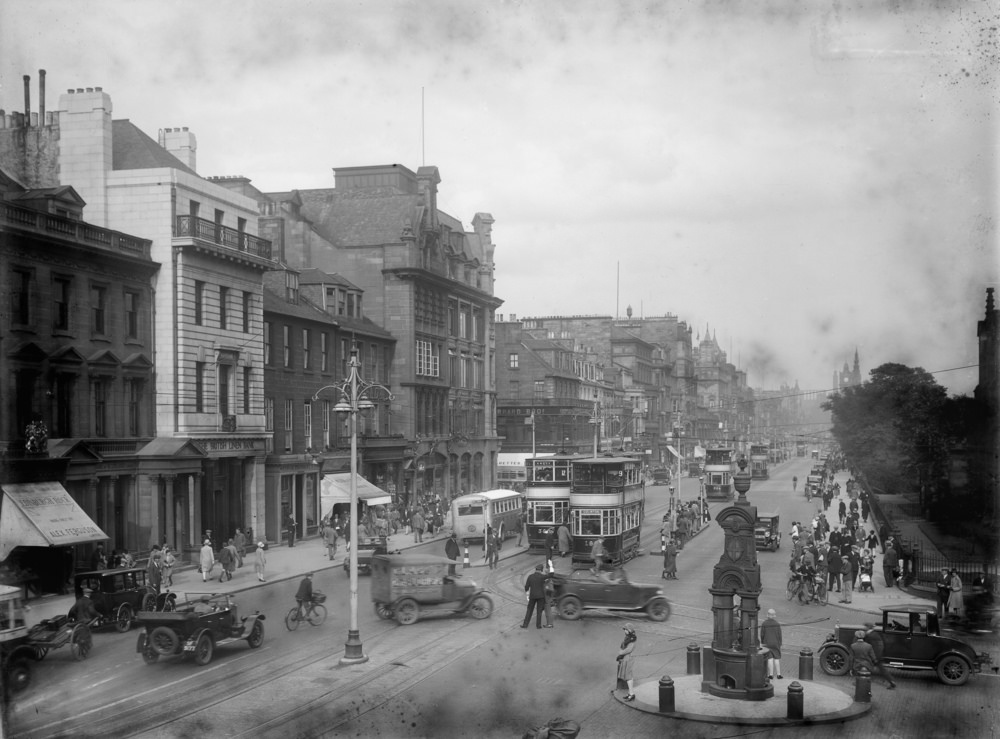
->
313, 343, 392, 665
588, 394, 600, 458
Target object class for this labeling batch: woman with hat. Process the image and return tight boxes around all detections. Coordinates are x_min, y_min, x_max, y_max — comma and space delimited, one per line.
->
253, 541, 267, 582
199, 539, 215, 583
616, 623, 638, 701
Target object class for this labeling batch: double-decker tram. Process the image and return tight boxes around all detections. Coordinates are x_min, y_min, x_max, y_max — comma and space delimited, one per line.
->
750, 444, 769, 480
569, 456, 645, 567
524, 453, 578, 550
451, 489, 525, 545
703, 447, 735, 501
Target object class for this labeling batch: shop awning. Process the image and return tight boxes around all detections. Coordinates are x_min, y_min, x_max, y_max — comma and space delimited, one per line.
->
665, 445, 680, 460
0, 482, 108, 561
320, 474, 392, 517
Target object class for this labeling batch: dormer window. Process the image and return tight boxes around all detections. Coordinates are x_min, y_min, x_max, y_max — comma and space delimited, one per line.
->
285, 272, 298, 303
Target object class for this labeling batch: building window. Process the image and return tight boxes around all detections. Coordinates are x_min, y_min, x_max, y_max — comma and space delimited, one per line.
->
321, 333, 329, 372
53, 276, 71, 331
243, 367, 252, 414
195, 362, 206, 413
509, 380, 519, 398
91, 284, 107, 334
264, 396, 274, 431
219, 286, 229, 330
93, 378, 109, 436
369, 344, 378, 378
264, 322, 272, 365
11, 268, 31, 325
283, 326, 291, 368
509, 353, 519, 369
534, 380, 545, 399
284, 400, 294, 451
341, 338, 348, 376
302, 329, 311, 369
285, 272, 298, 303
243, 291, 252, 333
337, 290, 346, 315
53, 373, 74, 437
448, 300, 458, 336
416, 340, 439, 377
346, 292, 356, 317
124, 290, 139, 339
126, 378, 142, 436
194, 281, 205, 325
459, 308, 467, 339
303, 401, 312, 448
461, 355, 470, 388
219, 364, 231, 416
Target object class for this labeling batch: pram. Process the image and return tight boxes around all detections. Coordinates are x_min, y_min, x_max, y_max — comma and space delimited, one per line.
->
858, 572, 875, 593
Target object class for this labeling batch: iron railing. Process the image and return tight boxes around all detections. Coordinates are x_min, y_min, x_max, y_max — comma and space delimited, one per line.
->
175, 215, 271, 260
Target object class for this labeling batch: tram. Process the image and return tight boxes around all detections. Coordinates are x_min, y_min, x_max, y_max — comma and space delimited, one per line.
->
749, 444, 769, 480
524, 453, 579, 551
451, 489, 525, 545
703, 447, 735, 501
569, 456, 645, 567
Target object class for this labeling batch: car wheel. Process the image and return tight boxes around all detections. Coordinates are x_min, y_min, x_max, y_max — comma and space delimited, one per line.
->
559, 595, 583, 621
307, 604, 327, 626
116, 604, 134, 633
820, 645, 850, 676
193, 633, 214, 666
395, 599, 419, 625
936, 655, 971, 686
374, 602, 393, 620
149, 626, 180, 656
285, 607, 301, 632
70, 625, 92, 661
467, 595, 494, 620
141, 593, 156, 612
5, 658, 31, 695
247, 620, 265, 649
646, 598, 671, 622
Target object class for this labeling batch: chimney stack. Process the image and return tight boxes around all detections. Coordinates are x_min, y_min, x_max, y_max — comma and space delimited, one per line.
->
39, 70, 46, 123
23, 74, 30, 126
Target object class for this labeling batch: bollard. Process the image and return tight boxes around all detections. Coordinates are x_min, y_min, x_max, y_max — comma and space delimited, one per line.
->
686, 643, 701, 675
660, 531, 666, 553
786, 681, 804, 719
658, 675, 675, 713
853, 666, 871, 703
798, 647, 814, 681
463, 546, 470, 569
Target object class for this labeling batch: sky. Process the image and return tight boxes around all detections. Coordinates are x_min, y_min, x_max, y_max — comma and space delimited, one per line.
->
3, 0, 997, 395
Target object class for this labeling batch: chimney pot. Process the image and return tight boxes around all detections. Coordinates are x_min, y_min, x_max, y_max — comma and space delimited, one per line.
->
95, 86, 102, 91
76, 88, 84, 93
67, 89, 74, 94
86, 87, 93, 93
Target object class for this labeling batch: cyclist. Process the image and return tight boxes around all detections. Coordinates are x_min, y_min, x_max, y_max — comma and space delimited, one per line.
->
295, 572, 314, 620
792, 476, 797, 492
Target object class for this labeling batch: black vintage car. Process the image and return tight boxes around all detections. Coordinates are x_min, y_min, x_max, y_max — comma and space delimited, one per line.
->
346, 536, 395, 576
73, 568, 176, 633
551, 568, 670, 622
818, 604, 991, 686
754, 513, 781, 551
136, 593, 265, 666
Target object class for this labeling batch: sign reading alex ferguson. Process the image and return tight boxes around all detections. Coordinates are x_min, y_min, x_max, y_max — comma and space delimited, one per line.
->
0, 481, 109, 560
192, 437, 267, 454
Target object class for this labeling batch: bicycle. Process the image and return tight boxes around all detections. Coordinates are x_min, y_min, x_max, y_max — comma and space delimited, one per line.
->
786, 572, 828, 605
285, 592, 328, 630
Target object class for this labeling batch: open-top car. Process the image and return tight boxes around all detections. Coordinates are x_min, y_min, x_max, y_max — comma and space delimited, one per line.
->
551, 567, 670, 622
371, 554, 493, 625
73, 568, 176, 633
754, 513, 781, 551
135, 592, 265, 666
818, 603, 991, 686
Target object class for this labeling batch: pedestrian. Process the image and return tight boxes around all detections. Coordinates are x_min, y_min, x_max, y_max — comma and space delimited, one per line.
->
486, 527, 501, 570
68, 587, 100, 623
323, 521, 338, 561
661, 538, 678, 580
161, 545, 176, 587
542, 573, 556, 628
287, 514, 297, 547
882, 541, 898, 588
445, 532, 460, 575
234, 528, 246, 567
199, 539, 215, 582
91, 543, 107, 571
827, 548, 843, 593
860, 623, 897, 689
543, 527, 556, 564
225, 539, 239, 580
878, 524, 889, 553
146, 546, 162, 593
557, 524, 571, 558
616, 623, 638, 701
411, 509, 425, 543
515, 510, 525, 547
520, 564, 549, 629
841, 549, 858, 603
217, 539, 235, 581
295, 572, 314, 620
947, 569, 965, 618
590, 537, 608, 574
934, 567, 952, 618
759, 608, 783, 680
254, 541, 266, 582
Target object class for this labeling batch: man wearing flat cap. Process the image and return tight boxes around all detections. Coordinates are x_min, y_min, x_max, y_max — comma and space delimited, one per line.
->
857, 622, 896, 689
521, 564, 551, 629
68, 586, 99, 623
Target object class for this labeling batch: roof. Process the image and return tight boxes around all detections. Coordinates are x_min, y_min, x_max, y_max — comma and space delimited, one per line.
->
297, 267, 361, 291
262, 286, 337, 324
112, 120, 199, 176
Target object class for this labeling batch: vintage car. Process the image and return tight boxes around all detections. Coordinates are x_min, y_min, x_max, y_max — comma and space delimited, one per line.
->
754, 513, 781, 551
1, 584, 92, 699
370, 554, 493, 625
651, 467, 671, 486
551, 567, 670, 622
135, 593, 265, 666
817, 604, 991, 686
805, 475, 823, 496
346, 536, 392, 576
73, 568, 176, 633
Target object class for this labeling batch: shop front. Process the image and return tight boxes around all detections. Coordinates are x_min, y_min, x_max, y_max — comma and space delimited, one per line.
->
190, 436, 267, 551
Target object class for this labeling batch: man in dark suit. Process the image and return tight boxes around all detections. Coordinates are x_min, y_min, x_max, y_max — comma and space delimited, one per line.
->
520, 564, 551, 629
